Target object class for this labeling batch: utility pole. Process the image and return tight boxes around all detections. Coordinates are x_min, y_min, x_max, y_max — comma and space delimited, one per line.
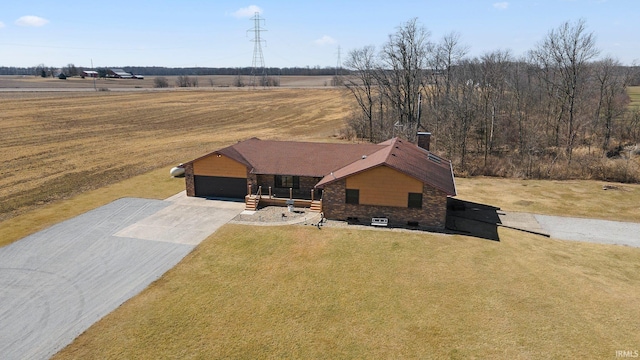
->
336, 45, 341, 77
248, 12, 266, 87
91, 59, 96, 91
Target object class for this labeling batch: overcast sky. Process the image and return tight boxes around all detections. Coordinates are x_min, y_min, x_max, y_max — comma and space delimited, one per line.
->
0, 0, 638, 69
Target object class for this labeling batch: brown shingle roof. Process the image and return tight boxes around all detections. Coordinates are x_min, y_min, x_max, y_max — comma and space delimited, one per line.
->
315, 138, 457, 196
212, 138, 385, 177
188, 137, 456, 196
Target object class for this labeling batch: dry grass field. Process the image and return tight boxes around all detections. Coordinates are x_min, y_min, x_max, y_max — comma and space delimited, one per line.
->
0, 87, 351, 226
54, 223, 640, 359
627, 86, 640, 108
2, 80, 639, 358
455, 177, 640, 223
0, 74, 336, 89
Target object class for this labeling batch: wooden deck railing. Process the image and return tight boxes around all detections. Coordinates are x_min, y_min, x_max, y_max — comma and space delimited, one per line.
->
245, 185, 322, 212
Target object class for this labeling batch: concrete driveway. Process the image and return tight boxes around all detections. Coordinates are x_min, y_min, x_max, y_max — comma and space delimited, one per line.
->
0, 192, 243, 360
535, 215, 640, 248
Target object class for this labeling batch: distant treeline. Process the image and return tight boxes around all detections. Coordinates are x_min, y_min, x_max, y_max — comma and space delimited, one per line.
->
0, 66, 343, 77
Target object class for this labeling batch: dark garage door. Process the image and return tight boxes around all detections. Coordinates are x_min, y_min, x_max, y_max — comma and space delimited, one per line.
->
194, 176, 247, 199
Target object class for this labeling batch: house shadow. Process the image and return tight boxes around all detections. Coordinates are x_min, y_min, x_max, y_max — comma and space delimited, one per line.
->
204, 196, 246, 203
445, 198, 502, 241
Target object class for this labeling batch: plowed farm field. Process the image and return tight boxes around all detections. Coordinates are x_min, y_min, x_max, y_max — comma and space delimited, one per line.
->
0, 88, 351, 222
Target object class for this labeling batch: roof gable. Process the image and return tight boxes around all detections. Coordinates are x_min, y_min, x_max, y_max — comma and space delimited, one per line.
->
316, 138, 456, 196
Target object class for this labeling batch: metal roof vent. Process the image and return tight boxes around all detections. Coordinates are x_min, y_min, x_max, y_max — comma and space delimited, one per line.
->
362, 155, 367, 159
428, 153, 442, 164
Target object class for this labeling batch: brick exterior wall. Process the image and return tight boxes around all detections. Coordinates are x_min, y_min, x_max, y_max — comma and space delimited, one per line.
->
322, 179, 448, 229
185, 163, 195, 197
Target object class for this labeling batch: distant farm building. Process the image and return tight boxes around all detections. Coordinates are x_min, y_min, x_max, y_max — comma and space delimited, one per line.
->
183, 134, 456, 229
107, 69, 133, 79
82, 70, 98, 78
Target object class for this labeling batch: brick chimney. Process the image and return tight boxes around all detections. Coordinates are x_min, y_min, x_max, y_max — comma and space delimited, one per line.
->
417, 132, 431, 151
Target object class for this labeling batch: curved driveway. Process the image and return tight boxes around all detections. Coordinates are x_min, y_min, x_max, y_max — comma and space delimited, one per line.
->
0, 193, 243, 360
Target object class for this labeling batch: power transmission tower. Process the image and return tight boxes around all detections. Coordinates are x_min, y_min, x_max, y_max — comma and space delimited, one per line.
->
333, 45, 342, 86
248, 12, 266, 87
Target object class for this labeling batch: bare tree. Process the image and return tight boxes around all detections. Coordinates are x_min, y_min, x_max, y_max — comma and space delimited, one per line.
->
377, 18, 432, 139
176, 75, 198, 87
530, 19, 600, 163
449, 59, 482, 170
423, 32, 469, 151
478, 49, 512, 165
153, 76, 169, 88
340, 18, 640, 181
35, 64, 47, 77
591, 58, 631, 151
234, 72, 245, 87
343, 45, 378, 141
65, 63, 78, 77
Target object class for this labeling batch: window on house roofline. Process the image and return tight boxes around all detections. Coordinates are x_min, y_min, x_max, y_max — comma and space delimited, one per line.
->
408, 192, 423, 209
275, 175, 300, 189
346, 189, 359, 205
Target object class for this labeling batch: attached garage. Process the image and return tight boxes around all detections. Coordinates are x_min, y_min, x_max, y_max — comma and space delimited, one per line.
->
185, 151, 249, 199
193, 175, 247, 198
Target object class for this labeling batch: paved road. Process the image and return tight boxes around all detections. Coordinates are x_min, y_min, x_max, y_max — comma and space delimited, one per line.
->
0, 194, 243, 360
535, 215, 640, 248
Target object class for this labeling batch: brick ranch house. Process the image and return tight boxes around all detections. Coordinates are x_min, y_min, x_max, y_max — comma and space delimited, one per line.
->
183, 133, 457, 229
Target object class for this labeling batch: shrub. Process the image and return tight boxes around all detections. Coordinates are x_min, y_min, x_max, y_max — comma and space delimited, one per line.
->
176, 75, 198, 87
153, 77, 169, 88
234, 74, 245, 87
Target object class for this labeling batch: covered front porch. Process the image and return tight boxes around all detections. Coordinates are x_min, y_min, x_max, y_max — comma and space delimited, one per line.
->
245, 185, 322, 212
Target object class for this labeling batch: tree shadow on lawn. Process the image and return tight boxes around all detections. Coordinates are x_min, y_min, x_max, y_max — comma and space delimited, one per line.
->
446, 198, 502, 241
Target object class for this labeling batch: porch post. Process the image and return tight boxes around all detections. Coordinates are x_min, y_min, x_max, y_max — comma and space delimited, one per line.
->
268, 186, 272, 198
311, 189, 314, 202
289, 188, 292, 199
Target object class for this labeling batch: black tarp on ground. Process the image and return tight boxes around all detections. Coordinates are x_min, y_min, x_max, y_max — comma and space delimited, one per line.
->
446, 198, 502, 241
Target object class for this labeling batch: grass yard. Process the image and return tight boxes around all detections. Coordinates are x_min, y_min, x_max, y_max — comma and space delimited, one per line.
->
54, 224, 640, 359
455, 177, 640, 222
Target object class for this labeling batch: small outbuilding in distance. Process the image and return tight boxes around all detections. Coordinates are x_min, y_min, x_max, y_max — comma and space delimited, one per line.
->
81, 70, 98, 78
